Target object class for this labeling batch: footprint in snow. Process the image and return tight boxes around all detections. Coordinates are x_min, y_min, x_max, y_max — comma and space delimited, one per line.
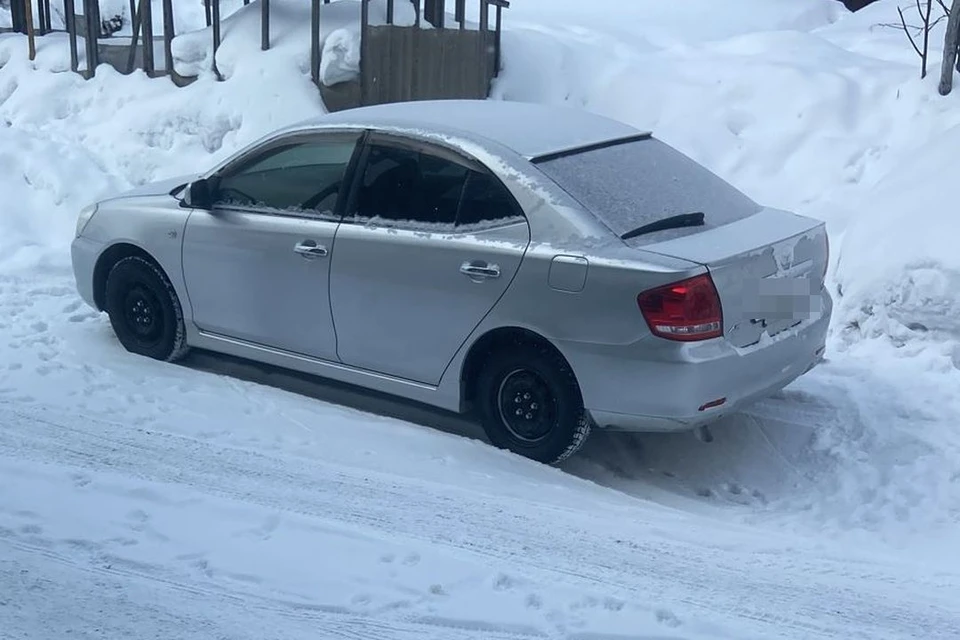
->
493, 573, 515, 591
70, 472, 92, 488
656, 609, 682, 628
351, 593, 372, 606
68, 312, 99, 323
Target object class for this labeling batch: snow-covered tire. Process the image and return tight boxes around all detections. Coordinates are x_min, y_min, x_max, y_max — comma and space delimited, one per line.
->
104, 256, 189, 363
475, 343, 591, 465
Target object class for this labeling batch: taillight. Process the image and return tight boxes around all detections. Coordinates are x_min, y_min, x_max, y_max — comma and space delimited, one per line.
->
637, 274, 723, 342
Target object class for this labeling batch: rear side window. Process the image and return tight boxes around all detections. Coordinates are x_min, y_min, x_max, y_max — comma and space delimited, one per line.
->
457, 171, 520, 226
352, 141, 522, 229
533, 138, 760, 238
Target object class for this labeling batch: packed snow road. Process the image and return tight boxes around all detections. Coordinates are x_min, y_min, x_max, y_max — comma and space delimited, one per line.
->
1, 269, 959, 639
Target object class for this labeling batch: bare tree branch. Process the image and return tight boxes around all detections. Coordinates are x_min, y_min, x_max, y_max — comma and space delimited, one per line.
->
899, 6, 924, 56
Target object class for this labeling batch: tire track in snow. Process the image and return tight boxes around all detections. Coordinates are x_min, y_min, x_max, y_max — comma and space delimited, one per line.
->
0, 536, 544, 640
0, 402, 957, 640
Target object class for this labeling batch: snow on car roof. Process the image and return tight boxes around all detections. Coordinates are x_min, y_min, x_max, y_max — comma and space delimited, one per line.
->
294, 100, 651, 160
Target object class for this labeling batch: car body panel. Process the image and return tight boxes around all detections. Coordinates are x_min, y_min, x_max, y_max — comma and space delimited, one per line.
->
70, 100, 833, 435
181, 209, 341, 361
278, 99, 649, 161
72, 193, 193, 313
329, 220, 531, 385
639, 208, 829, 349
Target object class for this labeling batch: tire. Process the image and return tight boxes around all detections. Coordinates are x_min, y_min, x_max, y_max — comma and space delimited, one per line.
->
104, 255, 189, 362
475, 343, 591, 465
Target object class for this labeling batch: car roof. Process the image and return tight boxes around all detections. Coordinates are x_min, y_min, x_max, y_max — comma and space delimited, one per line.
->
296, 100, 651, 160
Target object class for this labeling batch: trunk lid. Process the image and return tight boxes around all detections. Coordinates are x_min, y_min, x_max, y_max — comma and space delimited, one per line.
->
632, 208, 829, 348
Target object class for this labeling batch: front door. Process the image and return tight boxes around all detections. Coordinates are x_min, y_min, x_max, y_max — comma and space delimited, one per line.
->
182, 132, 362, 361
329, 136, 531, 385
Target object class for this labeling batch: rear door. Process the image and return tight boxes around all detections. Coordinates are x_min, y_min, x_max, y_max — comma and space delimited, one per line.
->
329, 135, 530, 385
182, 131, 363, 360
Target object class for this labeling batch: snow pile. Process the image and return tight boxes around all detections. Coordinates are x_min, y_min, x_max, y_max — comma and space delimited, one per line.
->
0, 32, 326, 273
835, 122, 960, 341
0, 6, 10, 30
320, 27, 360, 86
173, 0, 415, 85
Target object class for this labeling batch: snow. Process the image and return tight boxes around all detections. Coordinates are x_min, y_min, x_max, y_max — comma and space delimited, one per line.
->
3, 0, 960, 637
320, 27, 361, 86
174, 0, 415, 84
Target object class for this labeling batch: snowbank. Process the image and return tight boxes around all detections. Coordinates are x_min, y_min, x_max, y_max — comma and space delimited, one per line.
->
835, 122, 960, 340
173, 0, 415, 84
0, 27, 325, 273
493, 0, 960, 346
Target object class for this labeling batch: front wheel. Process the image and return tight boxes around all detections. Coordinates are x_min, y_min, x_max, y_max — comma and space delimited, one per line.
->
104, 256, 189, 362
475, 344, 591, 464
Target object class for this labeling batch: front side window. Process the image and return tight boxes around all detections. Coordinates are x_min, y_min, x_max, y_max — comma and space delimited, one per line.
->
353, 141, 522, 229
214, 135, 360, 216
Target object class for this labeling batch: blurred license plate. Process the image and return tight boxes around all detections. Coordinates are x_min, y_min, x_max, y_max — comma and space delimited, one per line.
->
741, 277, 821, 320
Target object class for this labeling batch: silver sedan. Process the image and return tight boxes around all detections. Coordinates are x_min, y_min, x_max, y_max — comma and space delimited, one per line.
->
71, 99, 832, 464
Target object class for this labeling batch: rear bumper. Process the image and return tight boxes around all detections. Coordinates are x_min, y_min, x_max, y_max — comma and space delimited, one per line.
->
565, 294, 832, 433
71, 236, 101, 310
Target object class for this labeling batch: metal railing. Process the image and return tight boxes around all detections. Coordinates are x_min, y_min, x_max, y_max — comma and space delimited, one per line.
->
353, 0, 510, 107
5, 0, 509, 103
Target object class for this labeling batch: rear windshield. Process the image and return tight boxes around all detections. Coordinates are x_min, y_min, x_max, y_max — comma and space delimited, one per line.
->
533, 138, 761, 238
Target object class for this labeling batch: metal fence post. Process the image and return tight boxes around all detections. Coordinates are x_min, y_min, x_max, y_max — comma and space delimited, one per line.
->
64, 0, 79, 72
360, 0, 369, 105
162, 0, 174, 75
211, 0, 221, 78
83, 0, 100, 76
141, 0, 154, 75
261, 0, 270, 50
311, 0, 320, 85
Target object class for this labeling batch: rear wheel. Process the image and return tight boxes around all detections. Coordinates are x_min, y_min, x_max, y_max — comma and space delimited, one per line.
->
475, 344, 591, 464
104, 256, 189, 362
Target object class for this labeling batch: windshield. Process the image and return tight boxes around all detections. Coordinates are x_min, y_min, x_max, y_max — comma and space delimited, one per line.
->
533, 138, 761, 238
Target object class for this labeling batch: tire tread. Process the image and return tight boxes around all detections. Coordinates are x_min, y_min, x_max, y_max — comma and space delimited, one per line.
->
106, 255, 189, 362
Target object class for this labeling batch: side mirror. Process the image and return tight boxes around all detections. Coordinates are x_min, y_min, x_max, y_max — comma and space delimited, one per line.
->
183, 178, 214, 210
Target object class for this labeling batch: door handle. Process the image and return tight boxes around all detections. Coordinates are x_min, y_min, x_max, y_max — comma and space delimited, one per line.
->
294, 240, 328, 259
460, 261, 501, 280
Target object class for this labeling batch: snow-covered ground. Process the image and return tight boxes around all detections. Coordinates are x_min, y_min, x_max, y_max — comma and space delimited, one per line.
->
2, 0, 960, 637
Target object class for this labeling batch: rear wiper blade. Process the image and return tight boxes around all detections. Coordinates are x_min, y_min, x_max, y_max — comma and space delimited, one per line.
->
620, 212, 705, 241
